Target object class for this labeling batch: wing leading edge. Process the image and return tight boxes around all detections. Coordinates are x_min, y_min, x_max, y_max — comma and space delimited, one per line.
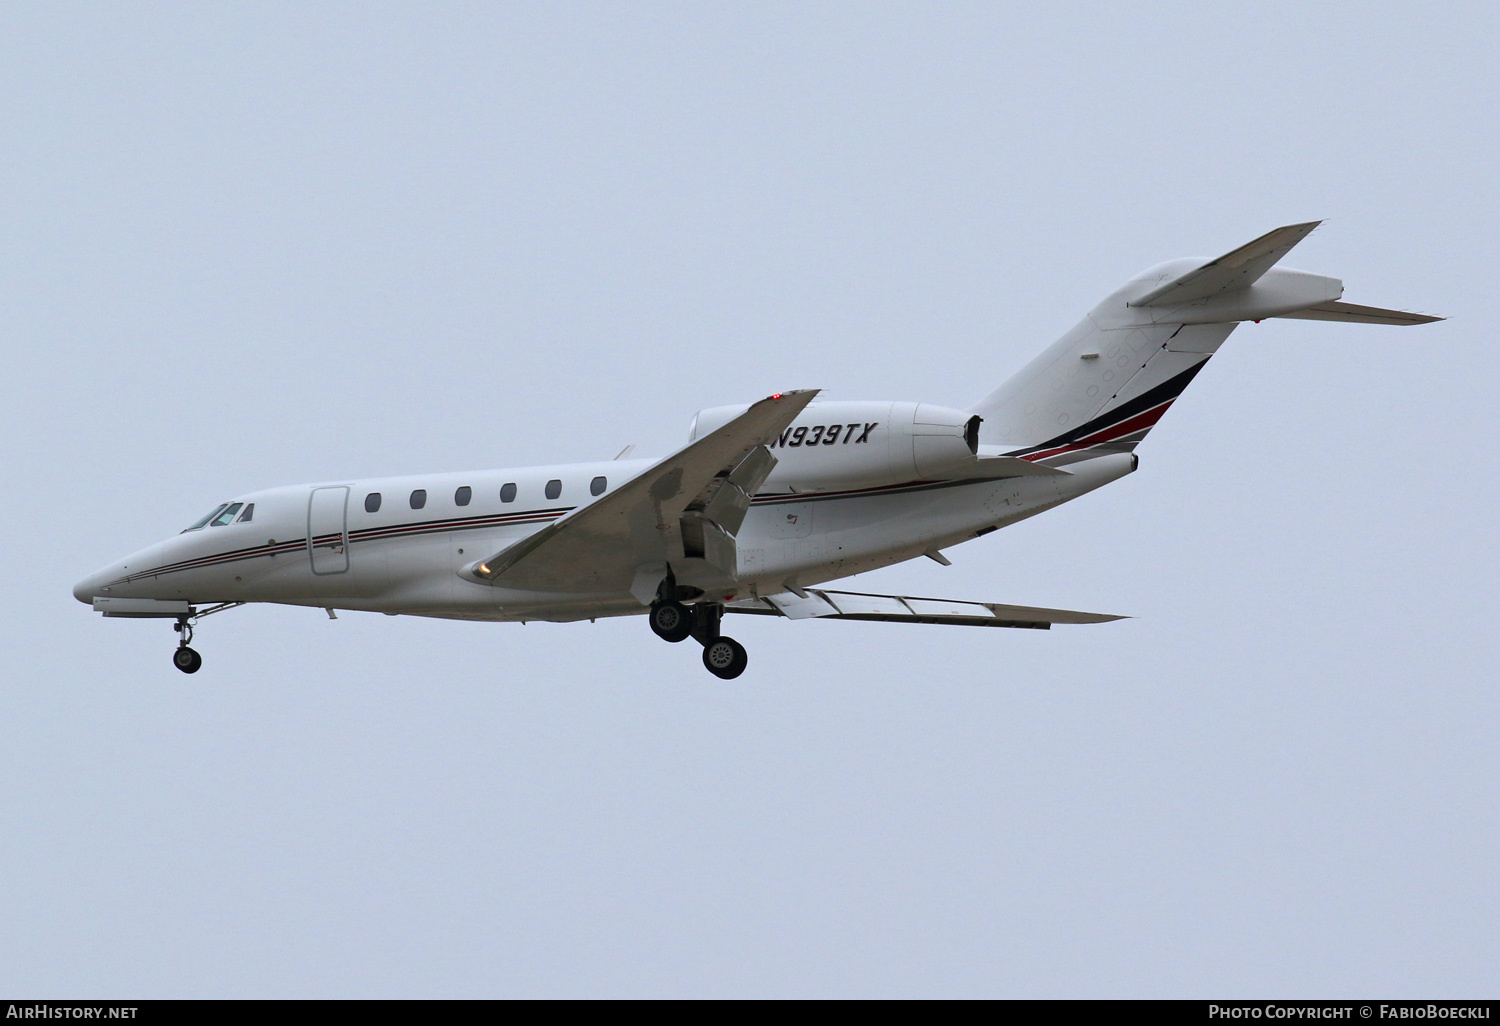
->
728, 588, 1125, 630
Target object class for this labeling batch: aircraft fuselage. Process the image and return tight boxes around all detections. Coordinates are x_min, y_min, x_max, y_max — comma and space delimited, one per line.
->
74, 451, 1134, 623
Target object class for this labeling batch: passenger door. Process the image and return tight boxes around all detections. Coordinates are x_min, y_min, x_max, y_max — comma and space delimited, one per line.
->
307, 486, 350, 575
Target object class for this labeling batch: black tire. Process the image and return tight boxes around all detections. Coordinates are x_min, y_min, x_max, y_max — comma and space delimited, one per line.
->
701, 636, 748, 679
173, 646, 202, 674
649, 601, 693, 643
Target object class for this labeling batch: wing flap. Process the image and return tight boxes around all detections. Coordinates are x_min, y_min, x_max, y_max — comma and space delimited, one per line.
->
765, 591, 843, 619
699, 443, 777, 535
730, 588, 1125, 629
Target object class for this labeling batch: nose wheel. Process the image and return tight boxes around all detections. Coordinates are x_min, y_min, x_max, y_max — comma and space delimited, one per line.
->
163, 602, 243, 676
172, 616, 202, 674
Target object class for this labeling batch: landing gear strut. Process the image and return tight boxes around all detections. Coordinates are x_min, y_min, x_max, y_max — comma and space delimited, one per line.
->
685, 604, 747, 679
647, 571, 748, 678
167, 602, 243, 675
172, 618, 202, 674
647, 599, 748, 678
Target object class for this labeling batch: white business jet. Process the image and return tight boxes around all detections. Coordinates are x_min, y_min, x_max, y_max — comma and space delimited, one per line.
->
74, 222, 1439, 678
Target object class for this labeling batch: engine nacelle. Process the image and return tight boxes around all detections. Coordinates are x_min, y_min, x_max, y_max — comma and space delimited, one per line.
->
689, 400, 982, 493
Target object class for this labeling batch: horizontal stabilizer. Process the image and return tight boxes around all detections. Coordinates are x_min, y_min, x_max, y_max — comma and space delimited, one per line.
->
968, 450, 1071, 476
1274, 300, 1443, 325
1132, 221, 1321, 307
728, 588, 1125, 629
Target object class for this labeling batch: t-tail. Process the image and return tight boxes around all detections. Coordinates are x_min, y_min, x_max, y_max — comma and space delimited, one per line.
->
969, 221, 1442, 464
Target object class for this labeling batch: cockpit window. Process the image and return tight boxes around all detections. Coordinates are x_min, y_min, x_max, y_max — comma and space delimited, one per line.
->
237, 503, 255, 523
183, 504, 229, 532
210, 503, 244, 527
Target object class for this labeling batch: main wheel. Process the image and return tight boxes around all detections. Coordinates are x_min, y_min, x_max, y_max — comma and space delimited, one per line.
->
173, 646, 202, 674
701, 636, 748, 679
649, 601, 693, 643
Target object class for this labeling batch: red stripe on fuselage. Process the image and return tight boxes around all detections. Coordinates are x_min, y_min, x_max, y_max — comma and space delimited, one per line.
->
1019, 398, 1176, 461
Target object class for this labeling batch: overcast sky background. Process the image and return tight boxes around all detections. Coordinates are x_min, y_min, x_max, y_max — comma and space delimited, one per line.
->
2, 1, 1497, 998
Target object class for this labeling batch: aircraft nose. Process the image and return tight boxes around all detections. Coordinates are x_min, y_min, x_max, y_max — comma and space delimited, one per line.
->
73, 574, 101, 605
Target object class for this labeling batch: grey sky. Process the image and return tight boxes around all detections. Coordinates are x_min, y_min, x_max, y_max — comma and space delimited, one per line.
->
2, 1, 1496, 997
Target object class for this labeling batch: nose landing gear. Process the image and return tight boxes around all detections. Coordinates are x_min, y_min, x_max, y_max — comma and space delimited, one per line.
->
172, 618, 202, 674
172, 641, 202, 674
168, 602, 244, 675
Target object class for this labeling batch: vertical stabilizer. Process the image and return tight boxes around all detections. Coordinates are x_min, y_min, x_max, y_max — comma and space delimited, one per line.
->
968, 222, 1438, 460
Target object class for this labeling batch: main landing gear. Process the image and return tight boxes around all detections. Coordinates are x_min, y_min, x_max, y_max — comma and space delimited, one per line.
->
701, 635, 748, 679
648, 599, 694, 643
649, 596, 748, 680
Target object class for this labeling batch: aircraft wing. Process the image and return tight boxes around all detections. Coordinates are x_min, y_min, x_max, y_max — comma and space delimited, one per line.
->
728, 588, 1125, 629
465, 389, 819, 595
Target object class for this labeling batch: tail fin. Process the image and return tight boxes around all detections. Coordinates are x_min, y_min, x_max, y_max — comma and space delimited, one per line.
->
970, 222, 1441, 461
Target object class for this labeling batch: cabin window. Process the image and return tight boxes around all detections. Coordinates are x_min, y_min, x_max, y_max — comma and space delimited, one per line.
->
410, 489, 427, 510
545, 479, 562, 500
500, 482, 517, 503
183, 504, 228, 532
455, 486, 472, 507
365, 492, 382, 513
591, 476, 607, 496
209, 503, 244, 527
237, 503, 255, 523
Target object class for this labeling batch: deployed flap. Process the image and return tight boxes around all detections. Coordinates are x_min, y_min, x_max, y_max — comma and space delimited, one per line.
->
729, 588, 1125, 629
765, 590, 842, 619
699, 444, 777, 535
465, 390, 818, 593
1131, 221, 1321, 307
1274, 300, 1444, 325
